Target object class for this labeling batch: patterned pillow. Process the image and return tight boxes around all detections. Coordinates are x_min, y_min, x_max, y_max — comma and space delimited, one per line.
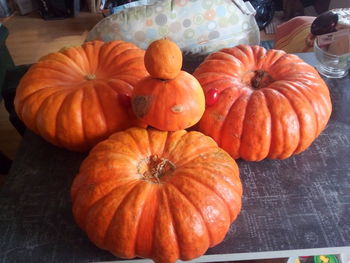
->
86, 0, 260, 54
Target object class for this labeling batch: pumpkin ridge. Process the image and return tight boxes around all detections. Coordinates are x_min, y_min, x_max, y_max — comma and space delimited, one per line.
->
174, 172, 237, 221
219, 90, 251, 148
31, 88, 60, 134
35, 89, 70, 144
91, 82, 109, 134
115, 182, 154, 258
79, 87, 87, 146
104, 79, 133, 98
205, 78, 240, 93
232, 45, 253, 67
195, 73, 235, 89
35, 88, 74, 135
83, 41, 104, 74
166, 182, 212, 246
162, 186, 186, 261
263, 49, 286, 68
269, 83, 318, 153
162, 130, 187, 159
101, 42, 139, 67
258, 50, 279, 70
36, 62, 84, 80
178, 151, 239, 174
163, 132, 204, 165
147, 189, 159, 260
16, 85, 60, 120
97, 41, 125, 62
126, 129, 152, 157
262, 88, 300, 159
279, 81, 320, 136
292, 78, 331, 126
146, 128, 154, 155
61, 45, 91, 74
195, 59, 242, 77
28, 66, 82, 84
104, 48, 143, 71
155, 130, 169, 158
78, 83, 106, 149
110, 74, 142, 87
221, 50, 245, 71
103, 181, 141, 249
96, 41, 106, 72
72, 168, 135, 202
156, 189, 180, 262
110, 60, 147, 79
159, 130, 181, 159
79, 178, 135, 222
174, 146, 218, 168
101, 47, 135, 70
134, 185, 159, 258
209, 50, 244, 66
239, 91, 271, 161
115, 54, 147, 70
194, 69, 237, 82
75, 45, 92, 73
108, 134, 145, 158
55, 88, 85, 150
50, 52, 87, 76
103, 145, 144, 162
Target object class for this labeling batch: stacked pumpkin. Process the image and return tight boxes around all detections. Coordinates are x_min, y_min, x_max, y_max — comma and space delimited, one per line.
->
14, 39, 243, 263
14, 39, 332, 263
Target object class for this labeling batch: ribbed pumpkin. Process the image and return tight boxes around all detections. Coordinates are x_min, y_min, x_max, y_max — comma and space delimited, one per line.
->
132, 39, 205, 131
71, 127, 242, 263
193, 45, 332, 161
14, 40, 148, 152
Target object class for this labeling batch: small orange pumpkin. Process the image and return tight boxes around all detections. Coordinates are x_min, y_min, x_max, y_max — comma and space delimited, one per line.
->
14, 40, 148, 152
144, 39, 183, 79
132, 40, 205, 131
193, 45, 332, 161
71, 127, 242, 263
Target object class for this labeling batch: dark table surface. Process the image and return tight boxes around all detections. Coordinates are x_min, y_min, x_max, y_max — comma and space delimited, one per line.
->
1, 53, 350, 263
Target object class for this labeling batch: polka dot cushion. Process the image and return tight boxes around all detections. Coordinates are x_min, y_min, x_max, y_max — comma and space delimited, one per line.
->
87, 0, 260, 54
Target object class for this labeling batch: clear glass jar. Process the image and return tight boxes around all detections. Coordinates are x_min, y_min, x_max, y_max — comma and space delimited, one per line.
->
314, 38, 350, 78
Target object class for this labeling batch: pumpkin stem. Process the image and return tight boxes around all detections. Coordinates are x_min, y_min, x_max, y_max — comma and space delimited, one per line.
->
85, 74, 96, 80
251, 70, 274, 89
140, 155, 176, 184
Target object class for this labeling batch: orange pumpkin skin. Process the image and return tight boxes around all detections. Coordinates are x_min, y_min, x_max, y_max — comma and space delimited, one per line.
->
132, 71, 205, 131
14, 41, 148, 152
193, 45, 332, 161
71, 127, 242, 263
144, 39, 183, 79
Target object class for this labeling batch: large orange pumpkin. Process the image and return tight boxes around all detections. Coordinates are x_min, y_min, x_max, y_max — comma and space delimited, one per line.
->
132, 40, 205, 131
71, 127, 242, 263
14, 40, 148, 152
193, 45, 332, 161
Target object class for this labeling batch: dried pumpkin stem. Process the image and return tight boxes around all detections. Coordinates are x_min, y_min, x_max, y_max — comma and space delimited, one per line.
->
141, 155, 176, 184
251, 70, 274, 89
85, 74, 96, 80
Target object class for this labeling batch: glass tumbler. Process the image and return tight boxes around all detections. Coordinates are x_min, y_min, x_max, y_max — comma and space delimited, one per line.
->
314, 39, 350, 78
